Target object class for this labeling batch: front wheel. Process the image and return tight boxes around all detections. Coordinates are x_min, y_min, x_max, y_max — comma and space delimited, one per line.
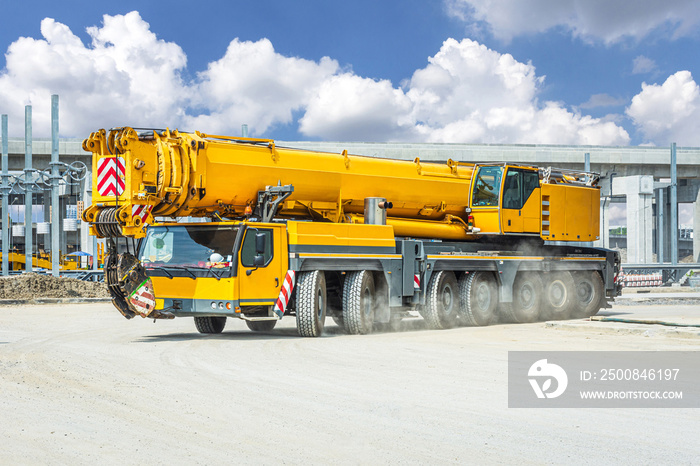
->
296, 270, 327, 337
194, 316, 227, 334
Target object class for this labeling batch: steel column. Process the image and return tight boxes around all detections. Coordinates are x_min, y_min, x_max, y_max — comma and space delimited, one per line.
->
51, 95, 60, 276
1, 114, 8, 276
670, 143, 678, 265
24, 106, 32, 273
656, 187, 664, 264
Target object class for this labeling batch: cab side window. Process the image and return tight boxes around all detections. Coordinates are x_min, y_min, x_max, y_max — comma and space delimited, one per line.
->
240, 229, 273, 267
502, 168, 540, 210
502, 171, 522, 209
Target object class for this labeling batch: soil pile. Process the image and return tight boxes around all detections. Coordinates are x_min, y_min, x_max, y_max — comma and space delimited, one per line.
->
0, 273, 110, 300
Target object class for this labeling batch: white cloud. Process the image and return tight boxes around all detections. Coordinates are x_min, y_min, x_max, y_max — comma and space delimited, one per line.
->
299, 74, 414, 141
0, 12, 189, 137
0, 12, 339, 139
626, 71, 700, 145
0, 14, 629, 146
301, 38, 630, 145
632, 55, 657, 75
445, 0, 700, 43
185, 38, 339, 136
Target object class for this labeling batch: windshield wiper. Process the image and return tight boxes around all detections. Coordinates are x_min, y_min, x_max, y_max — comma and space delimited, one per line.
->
143, 263, 227, 280
202, 267, 225, 281
145, 265, 173, 278
154, 265, 197, 279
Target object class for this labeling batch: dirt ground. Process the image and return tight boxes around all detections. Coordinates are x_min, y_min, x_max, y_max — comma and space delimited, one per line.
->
0, 273, 109, 299
0, 302, 698, 464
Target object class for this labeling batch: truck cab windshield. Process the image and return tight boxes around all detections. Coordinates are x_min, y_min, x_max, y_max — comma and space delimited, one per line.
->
139, 225, 240, 269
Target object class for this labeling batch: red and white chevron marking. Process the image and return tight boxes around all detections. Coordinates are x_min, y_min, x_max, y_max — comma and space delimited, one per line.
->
96, 156, 125, 196
621, 273, 662, 287
132, 204, 153, 224
129, 279, 156, 317
273, 270, 296, 318
414, 274, 421, 289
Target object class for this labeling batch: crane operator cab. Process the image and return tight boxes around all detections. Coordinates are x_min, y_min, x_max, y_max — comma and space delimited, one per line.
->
469, 164, 542, 237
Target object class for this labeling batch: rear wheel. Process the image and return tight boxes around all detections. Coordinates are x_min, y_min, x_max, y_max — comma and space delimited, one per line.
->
543, 271, 575, 320
459, 271, 498, 326
194, 316, 227, 334
502, 273, 543, 323
342, 271, 376, 335
571, 271, 604, 317
245, 320, 277, 332
296, 270, 327, 337
424, 271, 459, 329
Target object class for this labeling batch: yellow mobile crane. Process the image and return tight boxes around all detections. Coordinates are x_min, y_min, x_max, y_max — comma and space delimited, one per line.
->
83, 127, 621, 336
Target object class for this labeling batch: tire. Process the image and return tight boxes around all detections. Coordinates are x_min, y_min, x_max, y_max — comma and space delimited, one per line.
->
571, 271, 604, 318
424, 271, 459, 329
502, 273, 543, 323
458, 271, 498, 326
194, 316, 227, 334
246, 320, 277, 332
342, 271, 376, 335
296, 270, 327, 337
543, 271, 575, 320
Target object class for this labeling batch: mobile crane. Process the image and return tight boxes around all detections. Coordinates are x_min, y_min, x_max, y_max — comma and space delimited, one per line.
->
82, 127, 621, 336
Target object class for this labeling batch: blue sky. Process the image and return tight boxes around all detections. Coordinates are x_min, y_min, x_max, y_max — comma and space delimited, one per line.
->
1, 0, 700, 147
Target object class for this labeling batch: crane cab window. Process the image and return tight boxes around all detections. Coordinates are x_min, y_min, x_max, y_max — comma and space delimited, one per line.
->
240, 229, 273, 267
472, 166, 503, 207
502, 168, 540, 209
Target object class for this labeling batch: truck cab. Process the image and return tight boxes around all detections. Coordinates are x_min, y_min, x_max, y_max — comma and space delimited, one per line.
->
140, 221, 287, 323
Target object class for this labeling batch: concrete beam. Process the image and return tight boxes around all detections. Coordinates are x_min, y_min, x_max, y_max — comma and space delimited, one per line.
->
4, 137, 700, 179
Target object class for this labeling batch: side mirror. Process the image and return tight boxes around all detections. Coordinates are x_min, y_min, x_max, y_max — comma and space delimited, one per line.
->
246, 232, 268, 275
255, 232, 266, 255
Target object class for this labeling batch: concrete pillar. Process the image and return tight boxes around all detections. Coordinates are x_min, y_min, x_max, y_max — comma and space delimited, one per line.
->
613, 175, 654, 264
694, 189, 700, 262
594, 197, 610, 249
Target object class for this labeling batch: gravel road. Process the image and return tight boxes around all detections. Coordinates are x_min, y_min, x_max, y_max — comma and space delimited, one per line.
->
1, 303, 698, 465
